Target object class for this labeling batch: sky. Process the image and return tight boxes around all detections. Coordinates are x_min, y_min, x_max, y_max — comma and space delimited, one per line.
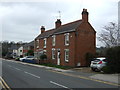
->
0, 0, 119, 47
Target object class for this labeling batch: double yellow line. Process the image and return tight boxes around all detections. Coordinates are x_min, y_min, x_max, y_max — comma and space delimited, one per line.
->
0, 76, 11, 90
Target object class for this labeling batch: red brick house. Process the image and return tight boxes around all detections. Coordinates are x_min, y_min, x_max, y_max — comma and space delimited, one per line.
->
23, 41, 34, 56
34, 9, 96, 67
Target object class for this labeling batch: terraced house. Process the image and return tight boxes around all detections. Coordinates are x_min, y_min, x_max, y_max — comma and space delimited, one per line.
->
34, 9, 96, 67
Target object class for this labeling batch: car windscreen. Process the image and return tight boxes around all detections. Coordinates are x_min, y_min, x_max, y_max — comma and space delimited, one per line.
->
102, 59, 107, 62
27, 56, 34, 58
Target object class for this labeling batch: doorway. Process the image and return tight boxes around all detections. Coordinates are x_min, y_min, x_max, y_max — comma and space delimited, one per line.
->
57, 49, 60, 65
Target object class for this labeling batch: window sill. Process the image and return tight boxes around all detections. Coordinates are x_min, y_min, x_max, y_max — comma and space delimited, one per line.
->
36, 46, 39, 48
52, 58, 55, 60
65, 44, 69, 46
65, 60, 69, 62
43, 46, 46, 48
52, 45, 55, 47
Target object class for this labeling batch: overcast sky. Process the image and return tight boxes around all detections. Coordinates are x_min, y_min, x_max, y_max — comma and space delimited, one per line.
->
0, 0, 119, 47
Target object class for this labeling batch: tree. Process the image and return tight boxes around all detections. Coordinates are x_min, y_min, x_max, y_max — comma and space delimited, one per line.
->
98, 22, 120, 47
96, 47, 107, 57
102, 46, 120, 73
2, 41, 9, 57
27, 50, 34, 56
1, 40, 28, 57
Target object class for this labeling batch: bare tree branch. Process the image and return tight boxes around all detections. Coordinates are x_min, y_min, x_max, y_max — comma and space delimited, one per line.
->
98, 22, 120, 47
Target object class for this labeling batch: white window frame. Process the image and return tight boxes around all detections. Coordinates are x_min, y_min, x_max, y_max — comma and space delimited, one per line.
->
52, 35, 56, 46
52, 48, 55, 59
43, 38, 47, 48
43, 50, 47, 54
64, 33, 69, 46
36, 39, 39, 48
64, 49, 69, 62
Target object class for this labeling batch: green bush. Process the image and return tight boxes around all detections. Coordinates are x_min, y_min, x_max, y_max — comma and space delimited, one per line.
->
40, 54, 47, 60
27, 50, 34, 56
40, 63, 72, 69
101, 66, 114, 74
103, 46, 120, 73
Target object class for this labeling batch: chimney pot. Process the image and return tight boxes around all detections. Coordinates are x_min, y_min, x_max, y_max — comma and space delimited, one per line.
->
55, 19, 62, 28
83, 8, 87, 12
41, 26, 45, 33
82, 8, 89, 22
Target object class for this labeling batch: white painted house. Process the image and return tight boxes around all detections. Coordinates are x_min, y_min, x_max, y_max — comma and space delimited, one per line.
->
17, 46, 23, 57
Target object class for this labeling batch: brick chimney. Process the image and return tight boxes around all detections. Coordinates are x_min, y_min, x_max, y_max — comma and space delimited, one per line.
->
41, 26, 45, 33
82, 9, 89, 22
55, 19, 62, 29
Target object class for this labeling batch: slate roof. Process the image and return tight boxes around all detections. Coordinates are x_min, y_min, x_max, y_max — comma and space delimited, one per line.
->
36, 19, 82, 39
36, 29, 55, 39
9, 45, 20, 50
54, 20, 82, 34
23, 41, 34, 48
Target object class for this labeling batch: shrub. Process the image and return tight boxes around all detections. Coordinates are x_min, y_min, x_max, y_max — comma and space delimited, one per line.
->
40, 54, 47, 60
27, 50, 34, 56
101, 66, 114, 74
103, 46, 120, 73
85, 52, 95, 66
40, 63, 72, 69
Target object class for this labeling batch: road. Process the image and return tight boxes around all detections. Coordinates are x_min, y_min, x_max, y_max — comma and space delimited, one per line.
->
1, 59, 119, 89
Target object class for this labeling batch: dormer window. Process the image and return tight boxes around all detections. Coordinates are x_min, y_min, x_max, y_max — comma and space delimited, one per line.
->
43, 38, 47, 48
52, 35, 56, 46
65, 33, 69, 46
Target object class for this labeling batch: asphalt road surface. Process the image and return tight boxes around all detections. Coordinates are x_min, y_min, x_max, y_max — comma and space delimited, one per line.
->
1, 59, 119, 89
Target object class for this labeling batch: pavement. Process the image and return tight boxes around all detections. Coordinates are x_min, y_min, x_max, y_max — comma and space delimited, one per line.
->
70, 67, 119, 84
2, 59, 120, 86
54, 67, 119, 85
90, 74, 119, 84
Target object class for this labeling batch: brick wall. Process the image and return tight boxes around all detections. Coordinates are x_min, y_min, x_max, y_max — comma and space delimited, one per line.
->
53, 32, 76, 66
34, 24, 96, 67
75, 22, 96, 66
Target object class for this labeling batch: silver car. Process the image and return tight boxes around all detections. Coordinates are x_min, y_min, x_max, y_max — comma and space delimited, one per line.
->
20, 56, 34, 62
90, 57, 107, 71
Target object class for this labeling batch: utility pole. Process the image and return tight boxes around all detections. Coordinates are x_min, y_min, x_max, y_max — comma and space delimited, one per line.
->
118, 1, 120, 45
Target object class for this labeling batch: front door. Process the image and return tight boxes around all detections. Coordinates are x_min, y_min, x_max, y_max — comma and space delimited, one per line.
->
57, 49, 60, 65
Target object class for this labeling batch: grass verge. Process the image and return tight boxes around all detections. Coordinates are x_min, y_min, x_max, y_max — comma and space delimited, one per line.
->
38, 63, 72, 69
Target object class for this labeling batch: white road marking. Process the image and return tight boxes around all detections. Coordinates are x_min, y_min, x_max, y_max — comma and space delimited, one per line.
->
8, 65, 21, 71
24, 71, 40, 78
50, 81, 69, 89
14, 67, 21, 71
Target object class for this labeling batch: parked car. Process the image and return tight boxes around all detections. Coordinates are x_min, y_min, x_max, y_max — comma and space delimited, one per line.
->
23, 59, 37, 64
90, 57, 107, 71
19, 56, 34, 62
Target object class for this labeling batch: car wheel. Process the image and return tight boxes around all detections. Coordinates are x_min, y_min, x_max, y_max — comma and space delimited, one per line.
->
22, 59, 25, 62
95, 68, 100, 72
91, 68, 95, 71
